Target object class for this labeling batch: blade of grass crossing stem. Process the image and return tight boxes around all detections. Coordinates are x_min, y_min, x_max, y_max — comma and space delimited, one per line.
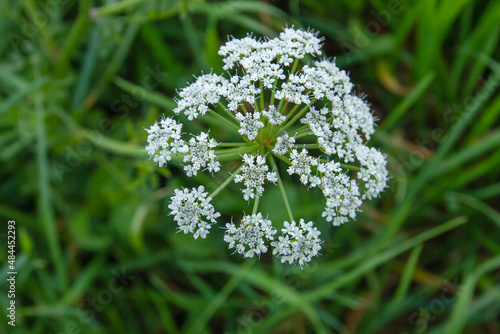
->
20, 0, 56, 61
140, 24, 181, 75
434, 129, 500, 177
181, 14, 209, 70
388, 244, 423, 307
466, 93, 500, 143
71, 26, 101, 109
84, 23, 139, 109
0, 77, 48, 115
224, 13, 276, 36
149, 290, 179, 334
60, 257, 105, 304
78, 130, 146, 157
445, 255, 500, 334
56, 0, 93, 75
446, 149, 500, 189
470, 183, 500, 200
379, 71, 436, 131
184, 260, 254, 334
463, 26, 500, 97
113, 76, 176, 109
304, 216, 468, 302
435, 60, 500, 160
35, 73, 67, 290
448, 192, 500, 228
95, 0, 142, 16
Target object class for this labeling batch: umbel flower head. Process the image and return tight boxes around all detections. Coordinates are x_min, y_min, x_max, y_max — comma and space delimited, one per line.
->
145, 26, 388, 267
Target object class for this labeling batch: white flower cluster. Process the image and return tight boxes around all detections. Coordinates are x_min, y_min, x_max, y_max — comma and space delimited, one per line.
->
144, 117, 188, 167
300, 95, 377, 165
272, 219, 322, 267
168, 186, 220, 239
173, 73, 227, 120
319, 162, 362, 226
224, 213, 277, 258
183, 132, 220, 176
236, 111, 264, 140
263, 105, 286, 125
146, 26, 389, 267
235, 154, 278, 201
287, 148, 319, 185
273, 133, 295, 155
355, 146, 388, 200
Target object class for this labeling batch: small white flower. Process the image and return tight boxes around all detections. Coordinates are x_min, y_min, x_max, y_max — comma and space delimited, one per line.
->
236, 111, 264, 141
173, 73, 229, 120
287, 148, 318, 185
234, 154, 276, 201
145, 117, 188, 167
224, 213, 277, 258
183, 132, 220, 177
271, 219, 322, 267
168, 186, 220, 239
273, 133, 295, 155
355, 146, 388, 200
321, 171, 362, 226
262, 105, 286, 125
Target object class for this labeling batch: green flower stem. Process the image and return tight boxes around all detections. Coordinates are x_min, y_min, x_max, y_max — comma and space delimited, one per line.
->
278, 100, 289, 116
318, 158, 361, 172
241, 104, 249, 115
95, 0, 142, 16
214, 145, 258, 155
290, 123, 310, 137
341, 164, 361, 171
300, 143, 320, 149
277, 100, 316, 137
272, 153, 291, 165
252, 196, 260, 215
217, 152, 250, 161
282, 103, 301, 124
259, 81, 265, 111
276, 99, 285, 116
216, 147, 258, 161
208, 109, 239, 131
210, 165, 243, 198
294, 129, 314, 139
291, 58, 300, 74
269, 78, 278, 106
218, 102, 239, 123
268, 155, 294, 222
218, 142, 254, 147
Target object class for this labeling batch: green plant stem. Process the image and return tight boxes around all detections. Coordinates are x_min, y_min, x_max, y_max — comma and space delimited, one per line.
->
277, 100, 316, 137
218, 102, 239, 123
218, 142, 253, 147
259, 81, 265, 111
269, 78, 278, 106
208, 109, 239, 130
209, 165, 243, 198
241, 104, 249, 115
34, 72, 67, 290
252, 196, 260, 215
268, 155, 294, 222
291, 58, 300, 73
214, 145, 258, 155
95, 0, 143, 16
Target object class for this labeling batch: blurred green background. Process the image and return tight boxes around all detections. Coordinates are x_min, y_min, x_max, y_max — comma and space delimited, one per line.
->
1, 0, 500, 333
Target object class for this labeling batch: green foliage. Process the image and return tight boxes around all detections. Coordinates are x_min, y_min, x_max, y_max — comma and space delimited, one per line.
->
1, 0, 499, 333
